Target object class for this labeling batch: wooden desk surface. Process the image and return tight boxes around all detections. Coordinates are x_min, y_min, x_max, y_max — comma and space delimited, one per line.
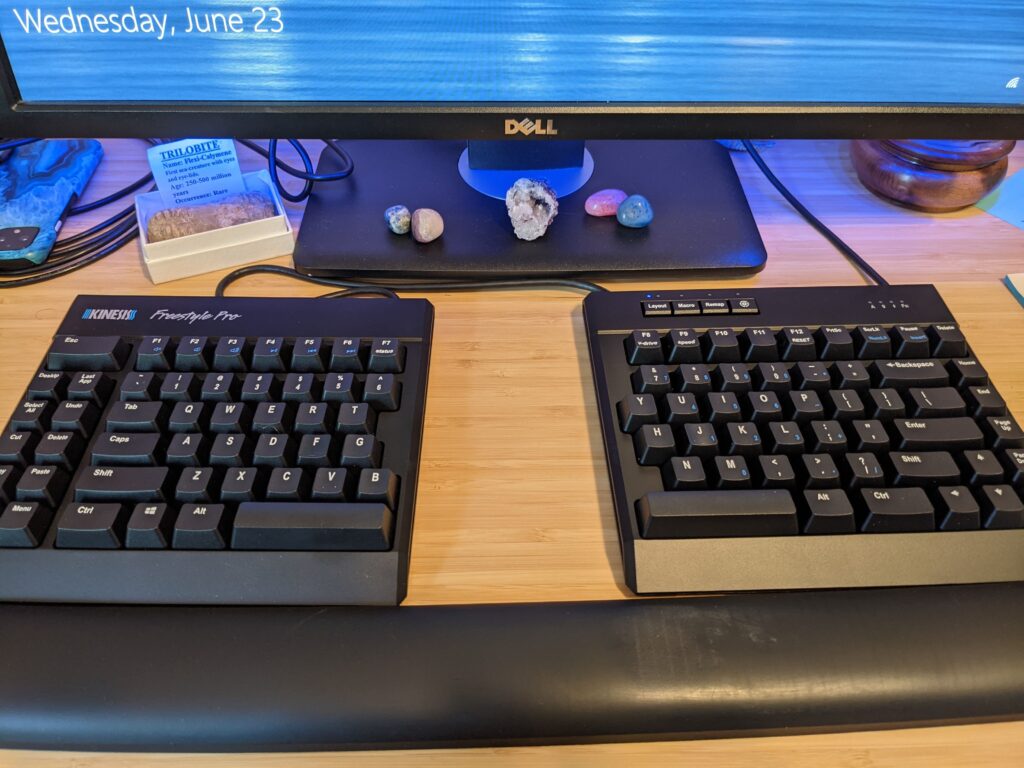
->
1, 139, 1023, 766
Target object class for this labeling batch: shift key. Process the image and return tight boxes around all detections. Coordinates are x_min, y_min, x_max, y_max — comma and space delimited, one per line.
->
896, 418, 984, 451
75, 466, 171, 503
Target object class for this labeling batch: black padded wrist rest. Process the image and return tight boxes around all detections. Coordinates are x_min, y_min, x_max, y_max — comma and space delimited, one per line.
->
2, 584, 1023, 751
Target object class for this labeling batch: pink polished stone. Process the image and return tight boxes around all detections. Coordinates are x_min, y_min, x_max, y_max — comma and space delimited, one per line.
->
584, 188, 628, 217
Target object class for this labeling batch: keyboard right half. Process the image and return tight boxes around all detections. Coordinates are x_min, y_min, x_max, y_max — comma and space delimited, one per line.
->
583, 285, 1024, 594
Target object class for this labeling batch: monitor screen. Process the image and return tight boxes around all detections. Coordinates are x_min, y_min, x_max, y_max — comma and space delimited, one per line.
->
2, 1, 1023, 105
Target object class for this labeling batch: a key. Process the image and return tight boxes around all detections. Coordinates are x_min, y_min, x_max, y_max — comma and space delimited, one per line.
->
135, 337, 173, 372
266, 468, 309, 501
984, 416, 1024, 449
253, 434, 294, 467
891, 325, 930, 358
91, 432, 162, 466
231, 502, 394, 550
748, 390, 783, 423
680, 422, 718, 457
634, 424, 675, 466
252, 402, 291, 434
935, 486, 980, 531
859, 487, 935, 532
46, 335, 129, 372
661, 456, 707, 490
0, 431, 39, 468
980, 485, 1024, 529
854, 326, 892, 359
662, 393, 700, 427
759, 454, 796, 488
357, 468, 399, 508
283, 373, 318, 403
908, 387, 965, 418
159, 372, 198, 402
329, 337, 364, 372
845, 452, 885, 488
794, 362, 832, 392
168, 402, 206, 433
810, 420, 846, 452
105, 401, 165, 432
966, 386, 1006, 417
166, 433, 206, 466
297, 434, 333, 468
788, 390, 824, 422
815, 327, 855, 361
896, 418, 984, 451
802, 488, 856, 533
778, 328, 816, 362
741, 328, 778, 362
714, 455, 751, 488
323, 373, 358, 403
251, 337, 287, 372
55, 503, 129, 549
946, 358, 988, 388
295, 402, 331, 434
0, 502, 54, 547
174, 337, 210, 372
209, 434, 250, 466
888, 451, 959, 486
120, 372, 158, 401
618, 394, 659, 433
626, 330, 663, 365
291, 338, 326, 373
27, 371, 67, 401
240, 373, 279, 402
212, 337, 250, 372
209, 402, 251, 433
725, 422, 761, 456
632, 365, 675, 395
665, 329, 702, 364
677, 364, 712, 394
707, 392, 742, 424
66, 372, 113, 406
125, 503, 174, 549
829, 389, 865, 420
702, 329, 740, 363
368, 338, 406, 373
636, 490, 798, 538
767, 421, 804, 454
962, 449, 1004, 485
172, 504, 231, 549
200, 373, 238, 402
220, 467, 263, 503
928, 324, 967, 357
175, 467, 218, 503
8, 400, 53, 432
714, 363, 752, 392
803, 454, 840, 488
15, 465, 68, 506
74, 466, 171, 503
754, 362, 791, 392
311, 468, 352, 500
834, 360, 871, 390
868, 388, 905, 419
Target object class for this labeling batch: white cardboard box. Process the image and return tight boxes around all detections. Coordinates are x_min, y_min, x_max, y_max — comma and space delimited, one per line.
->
136, 170, 294, 284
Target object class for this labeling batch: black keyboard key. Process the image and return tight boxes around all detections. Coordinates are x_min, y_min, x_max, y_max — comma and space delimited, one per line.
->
828, 389, 865, 420
891, 325, 930, 358
634, 424, 675, 466
794, 362, 832, 392
0, 502, 53, 547
55, 503, 128, 549
626, 330, 663, 365
767, 421, 804, 454
748, 391, 783, 423
357, 468, 399, 508
283, 373, 318, 403
707, 392, 742, 425
364, 374, 401, 411
91, 432, 162, 466
297, 435, 333, 468
759, 454, 796, 488
295, 402, 331, 434
714, 363, 752, 392
291, 337, 326, 373
120, 372, 158, 401
803, 453, 840, 488
854, 326, 891, 359
677, 364, 712, 394
936, 486, 980, 531
15, 465, 68, 506
213, 337, 249, 372
714, 455, 752, 488
160, 372, 198, 402
872, 359, 950, 389
802, 489, 856, 533
632, 365, 675, 395
166, 433, 206, 466
680, 422, 718, 457
980, 485, 1024, 529
174, 337, 210, 372
240, 373, 279, 403
947, 358, 988, 388
266, 468, 309, 501
636, 490, 798, 538
74, 466, 171, 503
106, 402, 165, 433
700, 300, 729, 315
741, 328, 778, 362
661, 456, 707, 490
908, 387, 965, 418
779, 327, 816, 362
754, 362, 791, 392
337, 402, 378, 434
200, 373, 238, 402
810, 420, 847, 453
252, 402, 291, 434
168, 402, 206, 433
67, 372, 113, 406
928, 323, 967, 357
8, 400, 53, 432
859, 487, 934, 532
962, 449, 1004, 485
0, 466, 16, 504
135, 337, 172, 372
702, 329, 740, 363
231, 502, 394, 551
815, 327, 854, 361
965, 386, 1006, 417
725, 423, 761, 456
27, 371, 67, 401
312, 468, 353, 500
341, 434, 382, 469
868, 388, 905, 419
323, 373, 358, 403
834, 360, 871, 390
253, 434, 294, 467
0, 431, 39, 468
329, 337, 364, 372
1003, 449, 1024, 487
788, 390, 824, 422
209, 402, 251, 433
252, 337, 287, 372
220, 467, 263, 503
47, 335, 129, 372
125, 503, 174, 549
984, 416, 1024, 449
663, 393, 700, 427
665, 329, 701, 364
852, 420, 889, 451
209, 434, 250, 467
175, 467, 217, 503
896, 417, 984, 451
173, 504, 231, 549
618, 394, 658, 433
845, 452, 885, 488
368, 338, 406, 373
889, 451, 959, 487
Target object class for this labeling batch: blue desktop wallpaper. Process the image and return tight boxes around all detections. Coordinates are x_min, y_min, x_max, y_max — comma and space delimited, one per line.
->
1, 1, 1022, 104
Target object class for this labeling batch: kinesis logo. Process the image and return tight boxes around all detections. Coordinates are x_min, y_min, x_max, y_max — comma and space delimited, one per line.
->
504, 118, 559, 136
81, 308, 138, 321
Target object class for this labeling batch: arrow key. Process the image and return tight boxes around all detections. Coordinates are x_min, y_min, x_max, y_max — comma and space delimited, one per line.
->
935, 486, 980, 530
980, 485, 1024, 529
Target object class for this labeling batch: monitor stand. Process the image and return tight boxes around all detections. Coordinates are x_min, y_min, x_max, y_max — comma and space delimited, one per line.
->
293, 140, 767, 279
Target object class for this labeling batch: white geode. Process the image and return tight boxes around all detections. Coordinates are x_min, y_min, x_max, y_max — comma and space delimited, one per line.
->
505, 178, 558, 241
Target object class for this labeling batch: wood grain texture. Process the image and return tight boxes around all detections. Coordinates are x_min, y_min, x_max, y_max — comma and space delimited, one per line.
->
1, 139, 1023, 765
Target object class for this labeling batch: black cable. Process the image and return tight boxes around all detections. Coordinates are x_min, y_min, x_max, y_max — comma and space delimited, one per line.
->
741, 139, 888, 286
215, 264, 607, 299
236, 139, 354, 203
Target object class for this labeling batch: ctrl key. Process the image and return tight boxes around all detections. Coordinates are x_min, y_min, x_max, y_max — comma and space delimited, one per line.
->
55, 503, 129, 549
0, 502, 54, 547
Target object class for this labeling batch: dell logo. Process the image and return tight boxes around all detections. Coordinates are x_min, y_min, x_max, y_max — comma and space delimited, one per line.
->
504, 118, 559, 137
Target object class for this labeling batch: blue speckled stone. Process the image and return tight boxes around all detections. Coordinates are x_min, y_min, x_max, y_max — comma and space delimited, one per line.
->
616, 194, 654, 229
384, 205, 411, 235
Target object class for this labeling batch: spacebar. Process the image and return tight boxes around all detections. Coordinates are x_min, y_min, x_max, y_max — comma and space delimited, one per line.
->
231, 503, 394, 551
636, 491, 799, 539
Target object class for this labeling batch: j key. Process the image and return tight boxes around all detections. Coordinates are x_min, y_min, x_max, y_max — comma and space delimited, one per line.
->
366, 374, 402, 411
680, 422, 718, 457
168, 402, 206, 433
802, 489, 856, 533
231, 502, 394, 551
803, 454, 840, 488
896, 418, 984, 451
106, 401, 165, 432
125, 503, 174, 549
661, 456, 707, 491
947, 358, 988, 388
27, 371, 67, 401
618, 394, 659, 433
810, 420, 847, 453
788, 390, 824, 422
297, 434, 334, 467
8, 400, 53, 432
985, 416, 1024, 449
283, 373, 318, 403
908, 387, 965, 417
889, 451, 959, 486
815, 327, 855, 361
209, 402, 251, 433
759, 455, 796, 488
829, 390, 865, 420
357, 468, 399, 508
253, 434, 294, 467
0, 432, 40, 468
368, 338, 406, 373
174, 337, 210, 372
634, 424, 676, 466
252, 337, 287, 372
213, 337, 250, 372
120, 372, 158, 401
962, 449, 1004, 485
49, 403, 98, 438
1003, 450, 1024, 487
291, 338, 326, 373
725, 422, 761, 456
778, 328, 817, 362
665, 330, 701, 364
714, 363, 752, 392
55, 503, 129, 549
754, 362, 791, 392
16, 465, 68, 506
845, 452, 885, 488
741, 328, 778, 362
628, 331, 666, 366
135, 337, 173, 372
337, 402, 378, 434
312, 468, 353, 500
981, 485, 1024, 529
891, 325, 930, 358
868, 388, 905, 419
74, 466, 171, 503
166, 433, 206, 466
636, 490, 798, 538
834, 361, 871, 390
936, 486, 980, 531
702, 329, 740, 363
0, 466, 16, 504
966, 386, 1006, 417
200, 373, 238, 402
341, 434, 383, 469
854, 326, 892, 359
173, 504, 231, 549
159, 373, 198, 402
714, 455, 751, 488
677, 364, 712, 394
91, 432, 162, 466
240, 373, 279, 402
175, 467, 218, 503
928, 324, 968, 357
46, 335, 129, 372
252, 402, 291, 434
0, 502, 53, 547
767, 422, 804, 454
295, 402, 331, 434
67, 372, 113, 406
266, 468, 310, 501
323, 373, 358, 403
794, 362, 832, 392
662, 393, 700, 427
209, 434, 250, 467
220, 467, 263, 503
707, 392, 742, 424
853, 420, 890, 451
330, 337, 364, 372
748, 391, 783, 423
859, 487, 935, 532
632, 365, 675, 395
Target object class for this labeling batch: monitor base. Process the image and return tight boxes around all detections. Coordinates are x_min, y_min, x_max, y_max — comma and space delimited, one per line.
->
293, 140, 767, 279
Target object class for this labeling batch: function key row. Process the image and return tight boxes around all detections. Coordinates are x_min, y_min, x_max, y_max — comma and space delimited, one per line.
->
625, 323, 967, 365
45, 335, 406, 373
